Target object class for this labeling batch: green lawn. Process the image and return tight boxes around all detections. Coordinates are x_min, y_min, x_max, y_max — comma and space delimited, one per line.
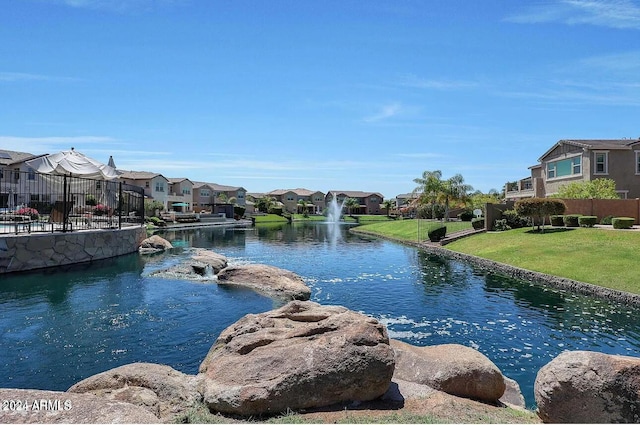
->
253, 214, 289, 223
445, 227, 640, 294
356, 219, 473, 241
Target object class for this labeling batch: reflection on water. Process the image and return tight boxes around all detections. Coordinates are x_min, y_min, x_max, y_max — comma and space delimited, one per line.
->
1, 222, 639, 409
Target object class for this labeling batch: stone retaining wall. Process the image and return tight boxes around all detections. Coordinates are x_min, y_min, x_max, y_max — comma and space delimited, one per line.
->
0, 226, 147, 274
352, 228, 640, 306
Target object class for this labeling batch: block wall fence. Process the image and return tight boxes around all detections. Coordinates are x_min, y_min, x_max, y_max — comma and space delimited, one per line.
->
485, 199, 640, 230
0, 226, 147, 274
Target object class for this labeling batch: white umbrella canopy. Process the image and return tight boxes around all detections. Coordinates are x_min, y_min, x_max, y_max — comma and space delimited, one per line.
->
25, 148, 119, 180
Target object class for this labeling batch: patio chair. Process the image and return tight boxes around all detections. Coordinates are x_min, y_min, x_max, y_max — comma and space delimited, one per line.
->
48, 201, 73, 231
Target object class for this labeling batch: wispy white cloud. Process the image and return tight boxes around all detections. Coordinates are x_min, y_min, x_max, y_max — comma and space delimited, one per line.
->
506, 0, 640, 29
362, 103, 403, 123
0, 72, 77, 83
398, 74, 480, 90
42, 0, 182, 14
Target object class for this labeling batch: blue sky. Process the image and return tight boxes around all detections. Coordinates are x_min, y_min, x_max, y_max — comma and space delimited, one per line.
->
2, 0, 640, 198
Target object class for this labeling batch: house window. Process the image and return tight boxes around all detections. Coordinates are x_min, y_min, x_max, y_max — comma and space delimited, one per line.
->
155, 182, 165, 192
0, 168, 4, 179
182, 188, 191, 195
635, 151, 640, 174
28, 167, 35, 180
547, 163, 556, 179
14, 168, 20, 181
547, 156, 581, 179
96, 181, 102, 190
145, 181, 150, 188
201, 190, 210, 197
594, 152, 608, 174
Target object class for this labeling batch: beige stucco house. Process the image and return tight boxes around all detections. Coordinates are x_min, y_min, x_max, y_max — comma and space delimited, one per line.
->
505, 138, 640, 200
118, 170, 170, 209
267, 188, 326, 214
325, 190, 385, 215
0, 149, 48, 209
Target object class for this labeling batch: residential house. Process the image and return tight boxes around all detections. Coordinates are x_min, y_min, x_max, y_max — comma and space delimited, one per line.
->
505, 139, 640, 200
0, 149, 47, 209
210, 183, 247, 206
325, 190, 385, 215
118, 170, 170, 209
267, 188, 326, 214
167, 178, 194, 212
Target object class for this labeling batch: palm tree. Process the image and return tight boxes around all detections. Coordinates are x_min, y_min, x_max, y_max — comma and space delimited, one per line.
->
297, 199, 311, 216
439, 174, 473, 221
344, 197, 360, 216
382, 199, 394, 217
413, 170, 443, 219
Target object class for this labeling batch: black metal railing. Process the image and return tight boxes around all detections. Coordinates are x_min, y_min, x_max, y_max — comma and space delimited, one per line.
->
0, 170, 145, 234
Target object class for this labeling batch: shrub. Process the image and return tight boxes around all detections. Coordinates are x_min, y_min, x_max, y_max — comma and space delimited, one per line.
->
563, 214, 581, 227
16, 207, 39, 220
493, 219, 511, 232
612, 217, 635, 229
471, 217, 485, 230
600, 215, 614, 225
234, 206, 246, 218
85, 195, 97, 206
268, 206, 284, 215
514, 198, 566, 231
427, 225, 447, 242
457, 210, 474, 221
502, 209, 531, 229
578, 216, 598, 228
550, 215, 564, 226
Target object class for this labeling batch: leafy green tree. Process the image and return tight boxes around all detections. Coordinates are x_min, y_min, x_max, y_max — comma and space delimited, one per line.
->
144, 200, 164, 217
297, 199, 311, 217
255, 196, 276, 213
470, 189, 501, 214
555, 178, 619, 199
515, 198, 566, 232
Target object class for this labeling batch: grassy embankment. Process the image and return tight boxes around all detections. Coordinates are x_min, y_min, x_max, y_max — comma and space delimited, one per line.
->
356, 221, 640, 296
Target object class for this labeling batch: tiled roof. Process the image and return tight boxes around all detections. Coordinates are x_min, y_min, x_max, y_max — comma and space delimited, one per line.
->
268, 188, 323, 196
327, 190, 385, 199
118, 170, 167, 180
539, 139, 640, 161
0, 149, 45, 166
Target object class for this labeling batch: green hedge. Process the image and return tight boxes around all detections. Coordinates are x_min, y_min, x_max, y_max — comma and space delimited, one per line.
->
578, 216, 597, 228
550, 215, 564, 226
471, 217, 485, 230
563, 214, 581, 227
428, 225, 447, 242
612, 217, 635, 229
600, 215, 614, 225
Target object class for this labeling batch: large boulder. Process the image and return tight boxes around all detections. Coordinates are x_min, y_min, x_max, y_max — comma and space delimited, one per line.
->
68, 362, 202, 422
216, 264, 311, 300
390, 339, 506, 403
138, 235, 173, 254
0, 388, 158, 423
535, 350, 640, 423
191, 249, 228, 274
198, 300, 395, 416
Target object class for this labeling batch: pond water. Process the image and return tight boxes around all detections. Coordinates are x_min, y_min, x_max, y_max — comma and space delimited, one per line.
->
1, 222, 640, 408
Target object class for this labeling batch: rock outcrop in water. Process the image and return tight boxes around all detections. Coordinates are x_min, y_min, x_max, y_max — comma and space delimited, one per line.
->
138, 235, 173, 254
198, 300, 395, 415
216, 263, 311, 300
149, 250, 311, 301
